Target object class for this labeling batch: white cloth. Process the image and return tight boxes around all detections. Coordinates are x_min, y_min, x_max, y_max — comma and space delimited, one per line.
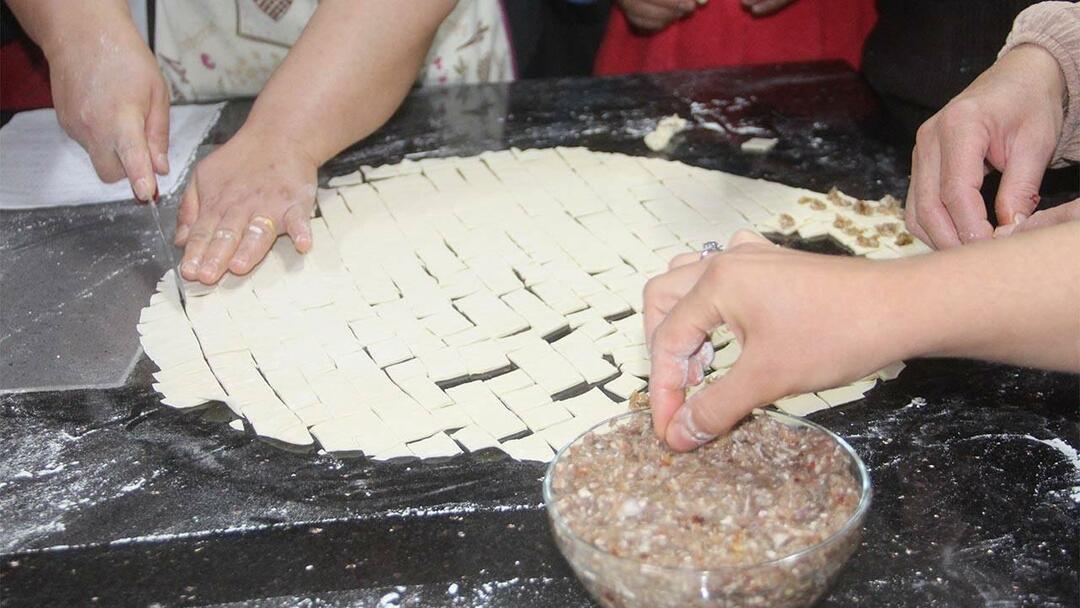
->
0, 103, 223, 210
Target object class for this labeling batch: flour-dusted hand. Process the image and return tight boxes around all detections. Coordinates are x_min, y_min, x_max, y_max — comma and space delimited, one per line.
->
906, 45, 1066, 249
617, 0, 698, 31
645, 232, 904, 452
9, 0, 170, 202
176, 129, 317, 285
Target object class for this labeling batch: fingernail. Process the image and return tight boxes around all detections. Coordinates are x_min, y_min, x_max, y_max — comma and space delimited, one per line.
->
134, 178, 153, 201
996, 223, 1016, 238
1012, 212, 1027, 225
158, 153, 170, 175
175, 225, 189, 243
181, 260, 199, 275
668, 404, 717, 449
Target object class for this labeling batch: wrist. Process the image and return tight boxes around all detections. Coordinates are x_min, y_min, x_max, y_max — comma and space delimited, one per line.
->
1006, 44, 1067, 118
237, 110, 327, 169
852, 259, 929, 365
38, 1, 135, 61
231, 121, 322, 172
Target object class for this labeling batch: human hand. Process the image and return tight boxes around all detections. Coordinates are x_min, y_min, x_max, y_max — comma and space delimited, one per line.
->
740, 0, 798, 16
46, 12, 170, 201
176, 128, 317, 285
906, 45, 1066, 249
996, 198, 1080, 238
617, 0, 698, 31
644, 231, 905, 451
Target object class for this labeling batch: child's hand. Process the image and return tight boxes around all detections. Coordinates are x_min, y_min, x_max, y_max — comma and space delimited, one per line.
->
644, 232, 905, 451
176, 127, 317, 285
618, 0, 697, 31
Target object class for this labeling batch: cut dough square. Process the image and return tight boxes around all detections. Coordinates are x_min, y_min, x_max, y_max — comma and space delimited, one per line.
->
619, 359, 652, 379
483, 369, 534, 395
594, 332, 631, 355
499, 385, 553, 414
875, 361, 906, 381
459, 340, 512, 376
561, 388, 622, 425
455, 291, 530, 338
517, 403, 573, 432
538, 416, 596, 452
396, 375, 453, 410
450, 425, 500, 453
367, 339, 413, 368
603, 373, 647, 400
385, 358, 428, 384
816, 379, 877, 406
711, 341, 741, 369
499, 433, 556, 463
422, 308, 474, 338
578, 318, 616, 341
582, 291, 632, 319
507, 344, 585, 396
530, 281, 588, 316
348, 317, 396, 347
408, 432, 463, 459
466, 404, 527, 440
309, 420, 365, 454
443, 325, 488, 347
431, 404, 472, 431
501, 289, 568, 338
418, 347, 469, 383
774, 393, 831, 416
378, 406, 442, 443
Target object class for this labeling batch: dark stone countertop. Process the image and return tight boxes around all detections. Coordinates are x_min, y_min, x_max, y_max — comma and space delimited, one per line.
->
1, 63, 1078, 607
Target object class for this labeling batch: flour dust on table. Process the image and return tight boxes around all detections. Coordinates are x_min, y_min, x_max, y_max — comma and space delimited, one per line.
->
137, 147, 930, 461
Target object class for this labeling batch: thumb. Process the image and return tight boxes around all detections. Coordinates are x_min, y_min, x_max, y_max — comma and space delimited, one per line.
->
664, 350, 775, 451
994, 140, 1050, 226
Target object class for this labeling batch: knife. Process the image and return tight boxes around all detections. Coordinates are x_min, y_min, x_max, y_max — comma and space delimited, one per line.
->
148, 196, 187, 307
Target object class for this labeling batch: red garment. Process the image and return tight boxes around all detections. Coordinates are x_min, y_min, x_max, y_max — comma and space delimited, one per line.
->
595, 0, 877, 76
0, 38, 52, 111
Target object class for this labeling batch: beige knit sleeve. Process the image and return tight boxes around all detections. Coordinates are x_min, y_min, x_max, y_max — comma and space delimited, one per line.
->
1000, 1, 1080, 167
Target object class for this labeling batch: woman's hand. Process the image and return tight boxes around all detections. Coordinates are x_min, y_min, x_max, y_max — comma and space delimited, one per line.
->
644, 232, 907, 452
906, 45, 1066, 249
617, 0, 697, 31
46, 9, 170, 201
176, 128, 317, 285
740, 0, 798, 16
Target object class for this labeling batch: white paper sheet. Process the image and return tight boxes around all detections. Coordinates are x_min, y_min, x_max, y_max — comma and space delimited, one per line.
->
0, 103, 224, 209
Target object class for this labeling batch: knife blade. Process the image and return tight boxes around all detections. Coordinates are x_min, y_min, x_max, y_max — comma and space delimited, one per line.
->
148, 197, 187, 307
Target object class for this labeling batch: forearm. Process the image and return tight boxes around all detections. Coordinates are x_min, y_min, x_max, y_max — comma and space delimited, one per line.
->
7, 0, 134, 59
240, 0, 456, 165
895, 222, 1080, 371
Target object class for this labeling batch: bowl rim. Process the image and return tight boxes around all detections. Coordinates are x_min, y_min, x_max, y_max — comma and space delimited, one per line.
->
542, 408, 873, 574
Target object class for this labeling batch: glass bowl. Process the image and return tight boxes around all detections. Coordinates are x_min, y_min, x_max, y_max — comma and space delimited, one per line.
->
543, 409, 872, 608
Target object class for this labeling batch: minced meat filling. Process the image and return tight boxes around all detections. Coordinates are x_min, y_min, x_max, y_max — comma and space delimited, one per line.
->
551, 413, 861, 569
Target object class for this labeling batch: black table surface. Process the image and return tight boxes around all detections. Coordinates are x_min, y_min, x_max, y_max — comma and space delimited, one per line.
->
2, 63, 1078, 607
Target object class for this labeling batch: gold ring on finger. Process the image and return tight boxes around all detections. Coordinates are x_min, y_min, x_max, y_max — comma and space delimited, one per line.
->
248, 215, 277, 237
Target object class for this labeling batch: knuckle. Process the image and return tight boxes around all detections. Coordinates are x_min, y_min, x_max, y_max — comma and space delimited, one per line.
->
914, 119, 937, 146
940, 98, 978, 124
642, 276, 663, 302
